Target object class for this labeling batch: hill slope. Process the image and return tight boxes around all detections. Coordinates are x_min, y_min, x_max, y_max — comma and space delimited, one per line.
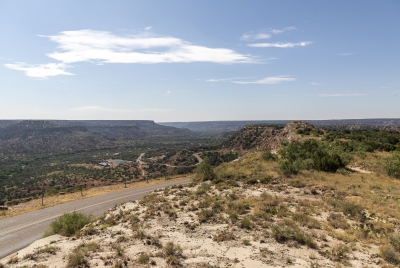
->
0, 121, 114, 161
221, 121, 324, 151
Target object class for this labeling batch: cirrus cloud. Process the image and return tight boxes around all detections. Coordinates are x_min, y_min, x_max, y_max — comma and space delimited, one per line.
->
4, 62, 74, 79
248, 41, 312, 48
207, 76, 296, 85
233, 76, 296, 84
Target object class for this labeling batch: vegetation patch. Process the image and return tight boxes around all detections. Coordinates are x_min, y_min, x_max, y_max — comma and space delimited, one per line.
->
44, 211, 91, 237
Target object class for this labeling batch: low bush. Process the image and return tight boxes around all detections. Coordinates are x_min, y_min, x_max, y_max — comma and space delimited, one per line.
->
262, 150, 276, 161
390, 233, 400, 252
195, 183, 212, 195
242, 239, 251, 246
195, 158, 216, 181
213, 230, 235, 242
380, 245, 400, 264
327, 213, 350, 229
67, 252, 89, 268
271, 220, 316, 248
323, 243, 351, 262
382, 151, 400, 178
164, 241, 183, 257
292, 213, 321, 229
44, 211, 91, 237
240, 218, 252, 229
198, 209, 214, 223
137, 253, 150, 264
245, 178, 258, 185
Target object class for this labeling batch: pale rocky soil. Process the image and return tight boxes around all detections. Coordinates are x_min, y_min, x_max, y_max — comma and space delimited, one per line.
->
1, 180, 387, 268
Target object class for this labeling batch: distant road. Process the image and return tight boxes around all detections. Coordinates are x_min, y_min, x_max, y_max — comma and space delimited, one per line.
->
0, 178, 191, 259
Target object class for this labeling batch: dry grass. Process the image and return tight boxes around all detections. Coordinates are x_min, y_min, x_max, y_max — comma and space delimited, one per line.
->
0, 176, 188, 220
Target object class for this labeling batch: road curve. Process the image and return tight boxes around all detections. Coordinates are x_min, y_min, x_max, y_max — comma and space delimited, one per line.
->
0, 177, 191, 259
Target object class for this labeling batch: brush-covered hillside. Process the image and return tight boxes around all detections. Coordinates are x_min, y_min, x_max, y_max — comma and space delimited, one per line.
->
3, 121, 400, 267
0, 121, 115, 161
220, 121, 324, 151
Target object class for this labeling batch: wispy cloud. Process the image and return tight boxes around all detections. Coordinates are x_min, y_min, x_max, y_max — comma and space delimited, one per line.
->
70, 106, 130, 112
44, 30, 256, 64
248, 41, 312, 48
139, 108, 172, 112
206, 76, 256, 83
318, 93, 368, 97
270, 26, 296, 34
4, 62, 74, 79
337, 53, 353, 56
145, 26, 152, 30
6, 30, 259, 78
233, 76, 296, 84
240, 26, 296, 41
380, 83, 400, 89
208, 76, 295, 85
240, 33, 271, 41
311, 82, 320, 86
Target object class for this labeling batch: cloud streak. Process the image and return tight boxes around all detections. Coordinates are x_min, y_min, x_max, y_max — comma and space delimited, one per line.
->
240, 26, 296, 41
337, 52, 353, 56
70, 106, 130, 112
139, 108, 172, 112
240, 33, 271, 41
6, 30, 260, 78
208, 76, 295, 85
4, 62, 74, 79
318, 93, 368, 97
45, 30, 256, 64
233, 76, 296, 84
248, 41, 312, 48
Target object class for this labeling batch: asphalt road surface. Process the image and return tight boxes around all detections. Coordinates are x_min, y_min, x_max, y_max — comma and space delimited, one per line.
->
0, 178, 191, 259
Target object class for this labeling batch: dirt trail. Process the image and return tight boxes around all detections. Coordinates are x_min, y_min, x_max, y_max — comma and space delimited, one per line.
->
136, 153, 146, 179
138, 152, 203, 168
347, 165, 373, 174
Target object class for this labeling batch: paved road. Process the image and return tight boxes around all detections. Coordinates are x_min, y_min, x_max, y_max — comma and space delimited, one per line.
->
0, 178, 191, 259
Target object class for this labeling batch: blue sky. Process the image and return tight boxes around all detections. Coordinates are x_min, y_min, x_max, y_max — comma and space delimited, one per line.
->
0, 1, 399, 121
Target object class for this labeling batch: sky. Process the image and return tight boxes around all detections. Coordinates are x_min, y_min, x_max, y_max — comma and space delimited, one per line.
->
0, 1, 399, 122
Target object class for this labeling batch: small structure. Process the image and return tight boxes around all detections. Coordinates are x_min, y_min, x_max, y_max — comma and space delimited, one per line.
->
99, 161, 109, 167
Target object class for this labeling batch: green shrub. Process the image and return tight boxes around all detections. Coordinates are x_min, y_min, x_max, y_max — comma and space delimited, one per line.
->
382, 151, 400, 178
292, 213, 321, 229
380, 245, 400, 264
259, 175, 273, 184
164, 242, 183, 257
271, 220, 316, 248
325, 243, 351, 262
312, 151, 344, 172
113, 244, 124, 256
195, 183, 212, 195
195, 158, 216, 181
262, 150, 276, 161
198, 209, 214, 223
341, 202, 364, 219
242, 239, 251, 246
245, 178, 258, 185
229, 212, 239, 223
44, 211, 91, 237
213, 231, 235, 242
277, 159, 301, 176
137, 253, 150, 264
390, 234, 400, 253
67, 252, 89, 267
240, 218, 252, 229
